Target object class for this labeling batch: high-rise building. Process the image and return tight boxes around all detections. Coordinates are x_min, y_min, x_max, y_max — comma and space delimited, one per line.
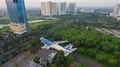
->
41, 2, 46, 16
68, 3, 76, 13
6, 0, 28, 34
110, 3, 120, 17
51, 3, 58, 16
58, 2, 67, 15
45, 2, 52, 16
41, 2, 58, 16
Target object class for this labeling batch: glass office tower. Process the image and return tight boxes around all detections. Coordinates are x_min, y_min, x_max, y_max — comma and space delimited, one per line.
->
6, 0, 28, 34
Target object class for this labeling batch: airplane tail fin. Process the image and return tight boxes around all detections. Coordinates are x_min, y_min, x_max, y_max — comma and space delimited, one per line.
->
64, 48, 77, 56
64, 44, 77, 56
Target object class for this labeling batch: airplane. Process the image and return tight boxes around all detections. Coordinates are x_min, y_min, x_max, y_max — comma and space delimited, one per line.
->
40, 37, 77, 57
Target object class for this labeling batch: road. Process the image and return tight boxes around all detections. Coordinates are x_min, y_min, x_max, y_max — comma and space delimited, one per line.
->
0, 24, 9, 28
96, 28, 120, 38
74, 54, 103, 67
0, 51, 104, 67
0, 51, 35, 67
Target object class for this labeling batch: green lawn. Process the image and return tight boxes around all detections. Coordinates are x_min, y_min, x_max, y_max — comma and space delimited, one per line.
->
0, 20, 58, 32
29, 20, 58, 30
0, 26, 10, 32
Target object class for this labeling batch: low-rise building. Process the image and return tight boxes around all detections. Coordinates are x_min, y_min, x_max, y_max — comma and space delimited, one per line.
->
79, 8, 94, 13
28, 49, 57, 67
37, 49, 57, 64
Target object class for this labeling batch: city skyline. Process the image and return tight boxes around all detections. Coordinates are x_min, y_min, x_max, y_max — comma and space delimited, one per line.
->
0, 0, 120, 9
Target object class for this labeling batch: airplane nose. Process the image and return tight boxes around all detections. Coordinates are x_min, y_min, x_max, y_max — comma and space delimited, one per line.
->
40, 37, 44, 40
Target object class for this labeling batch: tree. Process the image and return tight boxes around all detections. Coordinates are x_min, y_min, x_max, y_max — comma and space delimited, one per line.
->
96, 52, 111, 64
85, 48, 97, 58
33, 56, 40, 63
114, 51, 120, 59
53, 51, 74, 67
50, 64, 57, 67
108, 59, 117, 67
0, 35, 2, 40
77, 48, 86, 54
66, 55, 74, 64
101, 44, 114, 53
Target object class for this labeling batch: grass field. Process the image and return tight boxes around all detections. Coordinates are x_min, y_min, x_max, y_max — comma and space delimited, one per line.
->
0, 20, 58, 32
29, 20, 58, 30
0, 26, 10, 32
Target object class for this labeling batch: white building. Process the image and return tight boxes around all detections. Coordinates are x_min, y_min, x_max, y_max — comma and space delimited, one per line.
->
41, 2, 46, 16
110, 3, 120, 21
41, 2, 58, 16
58, 2, 67, 15
41, 2, 76, 16
110, 3, 120, 17
51, 3, 58, 16
68, 3, 76, 13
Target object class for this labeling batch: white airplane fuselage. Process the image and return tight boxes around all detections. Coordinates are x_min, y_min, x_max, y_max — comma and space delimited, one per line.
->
50, 44, 66, 51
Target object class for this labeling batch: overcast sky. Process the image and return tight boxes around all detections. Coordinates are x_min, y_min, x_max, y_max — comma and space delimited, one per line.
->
0, 0, 120, 8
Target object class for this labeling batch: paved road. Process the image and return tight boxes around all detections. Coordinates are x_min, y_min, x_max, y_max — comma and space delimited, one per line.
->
1, 52, 103, 67
0, 51, 35, 67
95, 28, 120, 38
74, 54, 103, 67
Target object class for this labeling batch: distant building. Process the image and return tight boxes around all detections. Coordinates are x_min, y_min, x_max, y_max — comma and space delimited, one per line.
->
110, 3, 120, 17
41, 2, 58, 16
79, 8, 94, 13
41, 2, 51, 16
41, 2, 76, 16
58, 2, 67, 15
110, 3, 120, 21
41, 2, 46, 16
68, 3, 76, 13
51, 3, 58, 16
5, 0, 28, 34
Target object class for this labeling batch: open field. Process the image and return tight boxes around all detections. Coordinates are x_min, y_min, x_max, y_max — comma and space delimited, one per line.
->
29, 20, 58, 30
0, 20, 58, 32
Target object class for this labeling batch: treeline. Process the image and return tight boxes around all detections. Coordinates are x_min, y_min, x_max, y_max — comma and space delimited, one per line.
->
57, 13, 120, 30
49, 51, 87, 67
48, 23, 120, 67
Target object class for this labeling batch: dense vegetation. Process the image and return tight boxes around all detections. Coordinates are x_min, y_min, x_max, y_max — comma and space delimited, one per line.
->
29, 20, 58, 30
0, 26, 10, 32
0, 13, 120, 67
0, 20, 59, 64
48, 21, 120, 67
57, 13, 120, 30
49, 51, 87, 67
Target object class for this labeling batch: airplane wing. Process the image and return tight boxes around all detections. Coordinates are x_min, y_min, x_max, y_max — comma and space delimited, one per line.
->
40, 37, 52, 49
41, 44, 51, 49
53, 40, 68, 44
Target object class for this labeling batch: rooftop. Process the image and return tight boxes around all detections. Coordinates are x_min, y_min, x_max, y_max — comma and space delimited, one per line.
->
36, 49, 57, 61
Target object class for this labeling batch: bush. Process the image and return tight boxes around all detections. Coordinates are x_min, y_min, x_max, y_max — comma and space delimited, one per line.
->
33, 56, 40, 63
